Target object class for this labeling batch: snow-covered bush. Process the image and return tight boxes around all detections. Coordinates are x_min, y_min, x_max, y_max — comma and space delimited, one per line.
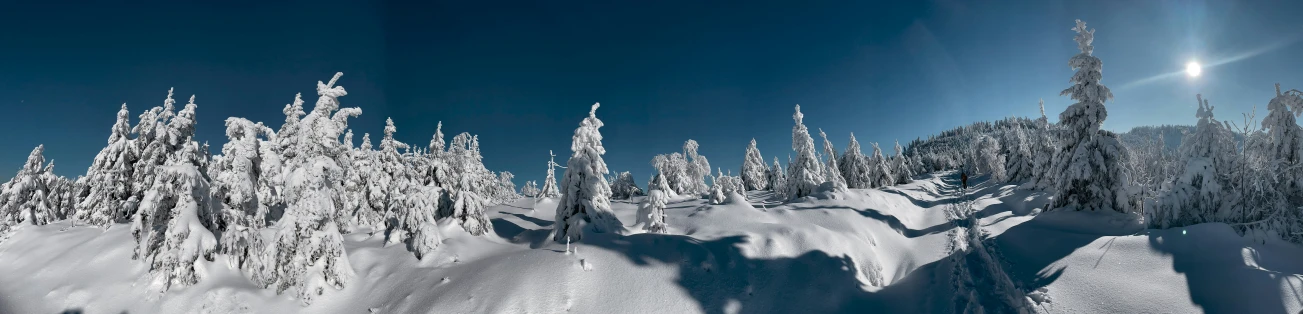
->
787, 105, 824, 199
1049, 20, 1131, 213
610, 171, 644, 200
553, 103, 624, 242
741, 139, 768, 191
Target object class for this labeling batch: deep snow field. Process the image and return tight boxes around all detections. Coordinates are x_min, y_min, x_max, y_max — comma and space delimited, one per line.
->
2, 171, 1302, 314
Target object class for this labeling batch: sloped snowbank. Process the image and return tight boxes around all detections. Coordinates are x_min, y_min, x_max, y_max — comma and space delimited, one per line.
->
1, 172, 1300, 313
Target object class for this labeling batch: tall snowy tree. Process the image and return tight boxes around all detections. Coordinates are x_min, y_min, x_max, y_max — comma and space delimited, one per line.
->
553, 103, 624, 242
75, 104, 140, 226
439, 132, 494, 236
1031, 99, 1058, 189
539, 150, 561, 198
258, 73, 360, 305
650, 154, 678, 197
210, 118, 272, 270
741, 139, 768, 191
1260, 84, 1303, 194
869, 142, 894, 188
128, 93, 222, 292
769, 156, 787, 195
1148, 94, 1237, 228
839, 133, 871, 189
892, 140, 915, 184
818, 129, 848, 191
683, 140, 711, 196
1049, 20, 1131, 213
0, 146, 56, 237
521, 180, 540, 198
786, 105, 824, 199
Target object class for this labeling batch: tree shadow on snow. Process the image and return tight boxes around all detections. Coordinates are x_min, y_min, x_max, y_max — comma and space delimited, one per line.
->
497, 211, 553, 227
1144, 226, 1303, 313
489, 217, 553, 248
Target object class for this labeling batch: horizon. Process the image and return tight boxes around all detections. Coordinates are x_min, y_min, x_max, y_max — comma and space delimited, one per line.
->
3, 0, 1303, 186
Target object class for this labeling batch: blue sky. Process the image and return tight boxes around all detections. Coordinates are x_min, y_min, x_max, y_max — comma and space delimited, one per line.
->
2, 0, 1302, 187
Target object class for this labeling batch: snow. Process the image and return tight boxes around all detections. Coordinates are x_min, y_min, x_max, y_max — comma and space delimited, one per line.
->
3, 171, 1301, 313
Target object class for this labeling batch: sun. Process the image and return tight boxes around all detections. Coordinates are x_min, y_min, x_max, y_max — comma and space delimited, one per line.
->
1186, 61, 1202, 77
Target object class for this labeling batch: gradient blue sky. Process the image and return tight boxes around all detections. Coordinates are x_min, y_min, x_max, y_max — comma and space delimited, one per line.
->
2, 0, 1302, 187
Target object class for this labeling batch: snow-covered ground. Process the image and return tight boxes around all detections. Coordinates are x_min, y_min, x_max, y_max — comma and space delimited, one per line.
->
2, 171, 1301, 313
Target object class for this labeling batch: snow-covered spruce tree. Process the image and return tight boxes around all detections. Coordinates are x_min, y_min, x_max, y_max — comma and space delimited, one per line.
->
892, 140, 915, 184
1049, 20, 1131, 213
610, 171, 644, 200
708, 169, 727, 205
741, 139, 768, 191
683, 140, 711, 196
1260, 84, 1303, 195
1002, 122, 1035, 183
1147, 94, 1237, 228
521, 180, 540, 198
818, 129, 849, 191
1031, 99, 1059, 190
210, 117, 273, 271
787, 105, 825, 199
129, 90, 192, 228
768, 156, 787, 196
976, 135, 1007, 182
0, 146, 56, 237
538, 150, 562, 198
650, 154, 679, 198
638, 189, 669, 234
75, 104, 140, 226
839, 133, 871, 189
665, 152, 692, 195
129, 93, 222, 292
258, 73, 360, 305
553, 103, 625, 242
869, 142, 894, 188
350, 133, 386, 230
438, 132, 494, 236
492, 171, 522, 203
377, 118, 413, 240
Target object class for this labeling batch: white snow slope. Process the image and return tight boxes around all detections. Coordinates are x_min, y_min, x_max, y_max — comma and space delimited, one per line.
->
1, 171, 1301, 314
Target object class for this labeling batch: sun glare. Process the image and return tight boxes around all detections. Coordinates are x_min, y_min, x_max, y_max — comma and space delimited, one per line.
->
1186, 61, 1202, 77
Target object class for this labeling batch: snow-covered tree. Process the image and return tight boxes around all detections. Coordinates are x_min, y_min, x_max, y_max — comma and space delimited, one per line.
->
975, 135, 1007, 182
439, 132, 494, 236
131, 138, 219, 292
553, 103, 624, 242
0, 146, 57, 237
650, 154, 678, 198
1049, 20, 1131, 213
787, 105, 824, 199
491, 171, 522, 203
1147, 94, 1237, 228
636, 189, 669, 234
610, 171, 644, 200
521, 180, 540, 198
768, 156, 787, 195
210, 118, 272, 270
258, 73, 360, 305
539, 150, 561, 198
1002, 122, 1035, 183
683, 140, 711, 196
741, 139, 768, 191
1031, 99, 1059, 189
818, 129, 848, 191
839, 133, 872, 189
75, 104, 140, 226
869, 142, 894, 188
1260, 84, 1303, 194
892, 140, 915, 184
